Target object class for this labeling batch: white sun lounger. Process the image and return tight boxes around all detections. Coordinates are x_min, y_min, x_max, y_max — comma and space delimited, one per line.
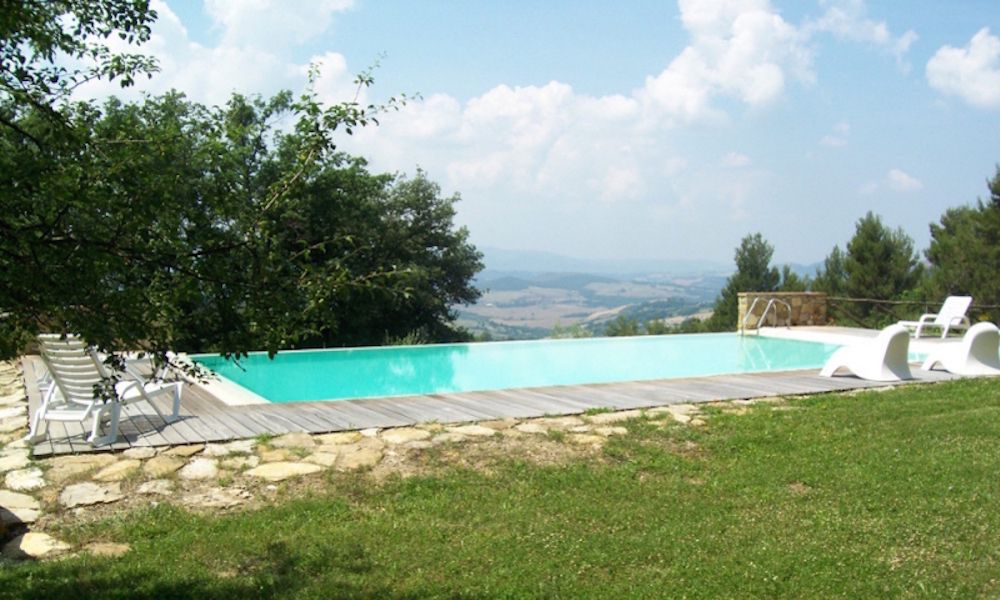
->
820, 324, 913, 381
920, 322, 1000, 376
898, 296, 972, 339
27, 334, 182, 446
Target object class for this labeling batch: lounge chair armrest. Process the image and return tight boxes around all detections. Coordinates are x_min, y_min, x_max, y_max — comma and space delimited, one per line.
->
114, 378, 143, 398
917, 313, 937, 323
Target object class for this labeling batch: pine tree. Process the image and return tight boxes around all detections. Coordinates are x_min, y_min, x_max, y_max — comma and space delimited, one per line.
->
843, 212, 923, 318
812, 245, 847, 296
707, 233, 780, 330
925, 166, 1000, 305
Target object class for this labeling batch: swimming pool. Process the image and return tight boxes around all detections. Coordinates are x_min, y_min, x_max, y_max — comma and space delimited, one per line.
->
193, 333, 842, 403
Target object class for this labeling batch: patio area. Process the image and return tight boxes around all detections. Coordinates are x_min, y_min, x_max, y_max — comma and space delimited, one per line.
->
22, 326, 965, 457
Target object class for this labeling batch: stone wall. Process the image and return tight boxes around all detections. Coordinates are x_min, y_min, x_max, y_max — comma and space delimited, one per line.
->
737, 292, 828, 331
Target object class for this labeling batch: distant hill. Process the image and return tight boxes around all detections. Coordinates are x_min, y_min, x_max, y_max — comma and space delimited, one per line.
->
476, 272, 623, 292
480, 247, 727, 277
782, 261, 824, 278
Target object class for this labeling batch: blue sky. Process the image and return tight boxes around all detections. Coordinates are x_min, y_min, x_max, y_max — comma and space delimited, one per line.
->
82, 0, 1000, 265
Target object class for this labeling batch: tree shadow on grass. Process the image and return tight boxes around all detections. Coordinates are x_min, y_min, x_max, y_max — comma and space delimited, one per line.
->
0, 539, 428, 600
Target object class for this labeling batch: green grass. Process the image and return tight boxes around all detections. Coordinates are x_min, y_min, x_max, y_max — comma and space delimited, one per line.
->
4, 378, 1000, 598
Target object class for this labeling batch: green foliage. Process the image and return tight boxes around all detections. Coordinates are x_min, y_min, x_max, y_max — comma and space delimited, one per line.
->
549, 323, 593, 339
604, 316, 640, 337
5, 379, 1000, 597
811, 245, 848, 296
925, 167, 1000, 308
670, 316, 710, 333
843, 212, 923, 318
1, 1, 479, 364
778, 265, 809, 292
0, 87, 480, 359
644, 319, 670, 335
707, 233, 780, 331
0, 0, 159, 142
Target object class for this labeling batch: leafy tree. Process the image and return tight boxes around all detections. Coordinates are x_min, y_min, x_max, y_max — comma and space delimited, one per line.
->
925, 167, 1000, 306
1, 0, 158, 141
550, 323, 593, 339
278, 165, 483, 348
706, 233, 780, 330
604, 316, 640, 337
843, 212, 923, 311
645, 320, 670, 335
0, 86, 479, 361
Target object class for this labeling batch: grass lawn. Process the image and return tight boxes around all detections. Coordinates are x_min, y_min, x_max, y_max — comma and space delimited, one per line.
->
3, 378, 1000, 598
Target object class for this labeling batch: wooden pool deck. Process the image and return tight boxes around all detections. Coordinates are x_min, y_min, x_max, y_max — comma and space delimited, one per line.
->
22, 355, 961, 458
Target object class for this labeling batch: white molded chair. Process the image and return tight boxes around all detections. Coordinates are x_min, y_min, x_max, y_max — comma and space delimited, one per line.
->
820, 324, 913, 381
27, 334, 182, 446
898, 296, 972, 339
921, 322, 1000, 376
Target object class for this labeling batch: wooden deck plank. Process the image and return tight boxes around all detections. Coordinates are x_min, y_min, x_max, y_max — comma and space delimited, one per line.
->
116, 403, 174, 447
609, 380, 721, 403
493, 391, 576, 416
25, 355, 964, 456
514, 386, 611, 411
181, 398, 261, 439
576, 383, 680, 409
207, 409, 278, 438
432, 393, 525, 420
351, 395, 474, 427
264, 402, 337, 433
275, 402, 353, 432
436, 392, 536, 420
324, 400, 414, 429
467, 390, 558, 418
341, 397, 439, 425
234, 407, 298, 434
260, 405, 328, 433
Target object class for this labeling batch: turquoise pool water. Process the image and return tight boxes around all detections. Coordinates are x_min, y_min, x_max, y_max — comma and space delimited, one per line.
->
192, 333, 842, 403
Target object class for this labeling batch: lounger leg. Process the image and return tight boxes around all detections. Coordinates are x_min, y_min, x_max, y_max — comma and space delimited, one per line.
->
106, 402, 121, 444
88, 403, 121, 446
25, 386, 55, 443
25, 415, 49, 443
169, 383, 181, 421
26, 404, 46, 441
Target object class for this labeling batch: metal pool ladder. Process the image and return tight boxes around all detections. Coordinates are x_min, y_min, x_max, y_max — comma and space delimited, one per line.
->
742, 297, 792, 334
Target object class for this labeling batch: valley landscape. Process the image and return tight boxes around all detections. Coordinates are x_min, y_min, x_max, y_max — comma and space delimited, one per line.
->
457, 248, 729, 339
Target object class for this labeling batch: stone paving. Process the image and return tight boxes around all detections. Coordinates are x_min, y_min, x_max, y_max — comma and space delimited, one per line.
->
0, 359, 788, 561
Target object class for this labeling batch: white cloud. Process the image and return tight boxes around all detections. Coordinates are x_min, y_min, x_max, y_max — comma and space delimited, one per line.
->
887, 168, 923, 192
74, 0, 356, 107
723, 152, 752, 167
856, 167, 923, 195
67, 0, 929, 261
926, 28, 1000, 109
594, 165, 644, 202
820, 120, 850, 147
807, 0, 917, 71
640, 0, 812, 123
205, 0, 354, 48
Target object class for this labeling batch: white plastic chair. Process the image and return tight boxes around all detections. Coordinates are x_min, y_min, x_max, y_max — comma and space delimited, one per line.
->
920, 322, 1000, 376
820, 324, 913, 381
898, 296, 972, 339
27, 335, 182, 446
